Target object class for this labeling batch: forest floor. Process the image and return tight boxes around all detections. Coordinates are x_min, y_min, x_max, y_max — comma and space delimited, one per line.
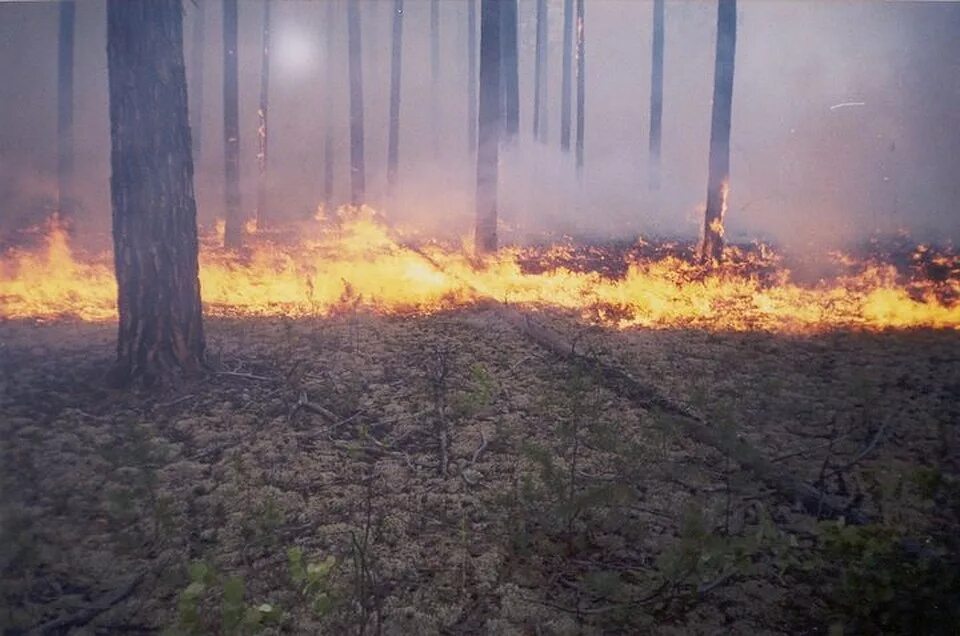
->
2, 307, 959, 635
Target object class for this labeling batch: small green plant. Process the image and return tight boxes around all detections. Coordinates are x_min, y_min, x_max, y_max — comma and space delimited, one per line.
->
287, 546, 338, 616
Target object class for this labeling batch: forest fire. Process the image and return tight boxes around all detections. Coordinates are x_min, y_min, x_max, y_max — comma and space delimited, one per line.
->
2, 209, 958, 332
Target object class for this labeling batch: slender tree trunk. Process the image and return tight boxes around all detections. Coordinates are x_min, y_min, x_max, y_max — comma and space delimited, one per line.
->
430, 0, 440, 157
701, 0, 737, 263
57, 0, 75, 220
387, 0, 403, 193
648, 0, 664, 190
500, 0, 519, 142
222, 0, 243, 248
533, 0, 548, 143
106, 0, 205, 387
322, 0, 335, 208
575, 0, 585, 174
475, 0, 502, 254
256, 0, 271, 229
467, 0, 478, 155
347, 0, 365, 205
560, 0, 573, 152
190, 0, 204, 160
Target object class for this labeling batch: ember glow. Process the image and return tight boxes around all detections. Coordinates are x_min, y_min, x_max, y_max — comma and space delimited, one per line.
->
1, 209, 958, 332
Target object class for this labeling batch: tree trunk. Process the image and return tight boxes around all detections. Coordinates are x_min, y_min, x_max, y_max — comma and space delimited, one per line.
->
648, 0, 664, 191
500, 0, 519, 142
190, 0, 204, 160
322, 0, 335, 209
575, 0, 585, 175
475, 0, 502, 255
560, 0, 573, 152
387, 0, 403, 193
701, 0, 737, 263
347, 0, 365, 206
106, 0, 205, 388
533, 0, 548, 143
57, 0, 75, 221
467, 0, 478, 155
256, 0, 271, 229
222, 0, 243, 248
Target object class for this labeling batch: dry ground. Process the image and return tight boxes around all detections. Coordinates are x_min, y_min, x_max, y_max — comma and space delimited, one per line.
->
1, 308, 958, 634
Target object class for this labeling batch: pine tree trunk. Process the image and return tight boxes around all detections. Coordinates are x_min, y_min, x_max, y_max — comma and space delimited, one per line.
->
702, 0, 737, 263
648, 0, 664, 191
57, 0, 75, 221
560, 0, 573, 152
222, 0, 243, 248
190, 0, 204, 160
106, 0, 205, 387
575, 0, 585, 175
387, 0, 403, 192
256, 0, 271, 229
500, 0, 519, 142
322, 0, 335, 208
533, 0, 548, 143
467, 0, 478, 155
347, 0, 365, 206
475, 0, 502, 254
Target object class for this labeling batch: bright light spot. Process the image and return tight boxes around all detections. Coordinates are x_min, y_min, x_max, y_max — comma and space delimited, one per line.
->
275, 29, 317, 76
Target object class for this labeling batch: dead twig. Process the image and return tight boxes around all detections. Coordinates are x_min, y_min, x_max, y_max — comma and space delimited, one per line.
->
216, 370, 274, 382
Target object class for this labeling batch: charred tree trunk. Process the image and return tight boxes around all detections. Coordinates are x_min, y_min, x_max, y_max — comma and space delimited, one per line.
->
475, 0, 502, 254
560, 0, 573, 152
701, 0, 737, 263
533, 0, 548, 143
256, 0, 271, 229
106, 0, 205, 387
575, 0, 585, 175
57, 0, 75, 220
322, 0, 335, 208
500, 0, 519, 142
347, 0, 366, 206
190, 0, 205, 160
648, 0, 664, 190
467, 0, 478, 155
222, 0, 243, 248
387, 0, 403, 193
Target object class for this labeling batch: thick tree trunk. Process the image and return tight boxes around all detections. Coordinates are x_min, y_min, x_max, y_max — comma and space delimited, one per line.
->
533, 0, 548, 143
467, 0, 478, 155
347, 0, 365, 206
648, 0, 664, 191
560, 0, 573, 152
222, 0, 243, 248
322, 0, 335, 208
475, 0, 502, 255
500, 0, 519, 142
190, 0, 204, 160
106, 0, 205, 387
387, 0, 403, 193
575, 0, 585, 175
256, 0, 271, 229
702, 0, 737, 263
57, 0, 75, 220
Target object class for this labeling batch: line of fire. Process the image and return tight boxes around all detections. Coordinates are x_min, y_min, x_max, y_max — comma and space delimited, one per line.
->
1, 1, 958, 634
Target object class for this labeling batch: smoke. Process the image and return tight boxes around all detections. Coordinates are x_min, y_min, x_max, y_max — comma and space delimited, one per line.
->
0, 0, 958, 251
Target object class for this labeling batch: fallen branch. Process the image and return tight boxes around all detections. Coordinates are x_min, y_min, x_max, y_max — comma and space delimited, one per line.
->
29, 573, 144, 635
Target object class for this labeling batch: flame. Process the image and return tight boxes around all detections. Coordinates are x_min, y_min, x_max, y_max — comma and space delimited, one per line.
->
2, 208, 959, 332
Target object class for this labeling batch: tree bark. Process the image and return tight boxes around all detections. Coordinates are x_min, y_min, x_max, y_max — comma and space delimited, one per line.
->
106, 0, 205, 387
190, 0, 204, 160
702, 0, 737, 263
560, 0, 573, 152
222, 0, 243, 248
500, 0, 519, 142
467, 0, 478, 156
475, 0, 502, 255
387, 0, 403, 193
648, 0, 664, 191
575, 0, 585, 175
322, 0, 335, 209
533, 0, 548, 143
347, 0, 365, 206
57, 0, 75, 221
256, 0, 271, 229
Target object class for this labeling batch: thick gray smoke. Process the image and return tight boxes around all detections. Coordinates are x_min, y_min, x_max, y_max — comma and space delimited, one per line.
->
1, 0, 958, 250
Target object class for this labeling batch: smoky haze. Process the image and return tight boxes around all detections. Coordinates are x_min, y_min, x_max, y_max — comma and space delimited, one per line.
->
1, 0, 958, 250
